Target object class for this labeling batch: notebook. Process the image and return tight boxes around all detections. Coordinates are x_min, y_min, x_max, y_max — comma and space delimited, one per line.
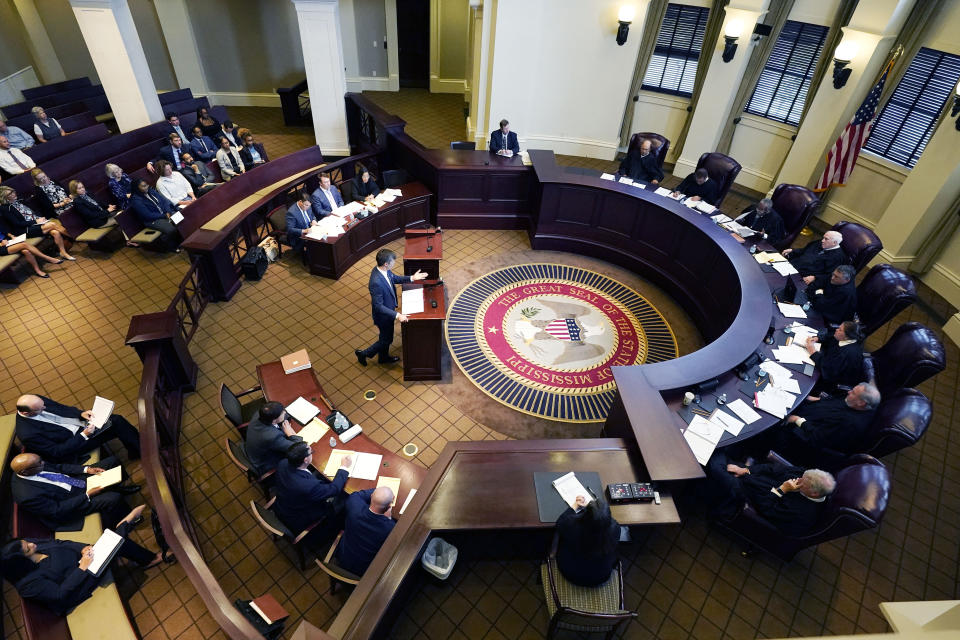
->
281, 349, 311, 374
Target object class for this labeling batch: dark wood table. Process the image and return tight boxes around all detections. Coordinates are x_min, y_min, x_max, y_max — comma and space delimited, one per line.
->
305, 182, 433, 279
400, 282, 446, 381
256, 359, 426, 508
402, 229, 442, 279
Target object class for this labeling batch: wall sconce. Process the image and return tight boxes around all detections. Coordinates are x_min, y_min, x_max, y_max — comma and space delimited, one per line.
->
616, 6, 635, 46
833, 41, 859, 89
722, 20, 744, 63
951, 81, 960, 131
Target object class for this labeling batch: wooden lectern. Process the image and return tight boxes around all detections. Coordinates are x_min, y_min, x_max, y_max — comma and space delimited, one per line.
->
403, 227, 442, 280
400, 282, 446, 381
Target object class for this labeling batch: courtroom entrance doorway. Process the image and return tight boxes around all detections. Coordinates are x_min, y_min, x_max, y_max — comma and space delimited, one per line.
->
397, 0, 430, 88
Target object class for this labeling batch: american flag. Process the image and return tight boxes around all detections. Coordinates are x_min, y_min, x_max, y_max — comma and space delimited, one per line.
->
814, 59, 894, 193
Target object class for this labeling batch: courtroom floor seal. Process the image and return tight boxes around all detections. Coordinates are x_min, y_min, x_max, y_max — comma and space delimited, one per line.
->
446, 263, 678, 422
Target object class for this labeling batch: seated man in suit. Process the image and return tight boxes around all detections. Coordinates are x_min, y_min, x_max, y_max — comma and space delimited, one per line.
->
286, 192, 318, 252
310, 174, 344, 217
672, 168, 720, 204
736, 197, 786, 246
178, 152, 220, 196
617, 138, 663, 184
164, 113, 190, 144
244, 402, 303, 477
10, 453, 139, 531
273, 442, 351, 541
489, 119, 520, 157
188, 125, 218, 161
336, 486, 396, 576
147, 132, 188, 173
783, 230, 845, 281
704, 450, 835, 534
803, 265, 857, 325
764, 382, 880, 467
214, 120, 241, 148
215, 135, 245, 181
15, 394, 141, 464
239, 133, 269, 171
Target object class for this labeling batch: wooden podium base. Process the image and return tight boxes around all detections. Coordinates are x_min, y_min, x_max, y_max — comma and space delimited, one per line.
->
400, 283, 446, 381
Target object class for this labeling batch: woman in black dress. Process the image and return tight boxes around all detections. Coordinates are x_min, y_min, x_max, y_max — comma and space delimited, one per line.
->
555, 495, 621, 586
69, 180, 116, 228
0, 186, 74, 260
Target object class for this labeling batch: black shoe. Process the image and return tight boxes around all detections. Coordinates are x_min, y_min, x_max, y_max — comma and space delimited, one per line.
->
117, 484, 142, 495
355, 349, 367, 366
378, 356, 401, 364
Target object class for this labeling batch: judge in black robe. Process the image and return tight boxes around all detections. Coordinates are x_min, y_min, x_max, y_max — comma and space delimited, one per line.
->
617, 140, 663, 184
673, 168, 720, 204
784, 231, 846, 279
738, 198, 786, 245
806, 265, 857, 325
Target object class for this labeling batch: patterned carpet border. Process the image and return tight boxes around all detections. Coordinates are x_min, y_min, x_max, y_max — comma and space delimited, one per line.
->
445, 264, 677, 423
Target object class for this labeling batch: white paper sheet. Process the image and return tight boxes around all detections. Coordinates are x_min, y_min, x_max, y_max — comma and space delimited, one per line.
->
710, 409, 745, 436
286, 396, 321, 424
772, 377, 802, 394
759, 360, 795, 384
375, 476, 401, 506
694, 201, 716, 214
87, 529, 123, 575
399, 488, 417, 515
618, 176, 634, 185
6, 234, 26, 246
686, 415, 725, 443
711, 213, 733, 224
296, 417, 329, 445
654, 187, 673, 197
600, 173, 615, 181
727, 398, 762, 424
89, 396, 114, 430
777, 302, 808, 318
755, 387, 797, 418
170, 211, 184, 225
322, 449, 356, 477
772, 262, 799, 276
351, 452, 383, 480
772, 345, 815, 366
401, 287, 424, 315
553, 471, 593, 509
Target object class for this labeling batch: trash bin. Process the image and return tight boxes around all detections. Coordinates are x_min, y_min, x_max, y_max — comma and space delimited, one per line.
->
421, 537, 458, 580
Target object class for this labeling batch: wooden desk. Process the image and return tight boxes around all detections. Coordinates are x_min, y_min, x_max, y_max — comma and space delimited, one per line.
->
256, 360, 426, 507
305, 182, 433, 279
402, 229, 442, 279
400, 283, 446, 381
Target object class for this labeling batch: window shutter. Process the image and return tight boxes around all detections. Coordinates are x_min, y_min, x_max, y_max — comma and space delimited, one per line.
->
642, 4, 711, 97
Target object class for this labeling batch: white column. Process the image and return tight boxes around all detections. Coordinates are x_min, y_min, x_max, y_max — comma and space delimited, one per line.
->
12, 0, 66, 84
152, 0, 208, 96
773, 0, 913, 188
69, 0, 163, 132
673, 0, 770, 177
385, 0, 400, 91
291, 0, 350, 155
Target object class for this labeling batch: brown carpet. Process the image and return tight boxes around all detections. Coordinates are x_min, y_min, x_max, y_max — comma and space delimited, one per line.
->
439, 250, 704, 439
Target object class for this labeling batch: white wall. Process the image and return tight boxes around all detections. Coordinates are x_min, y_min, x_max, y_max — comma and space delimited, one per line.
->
630, 92, 689, 163
483, 0, 643, 159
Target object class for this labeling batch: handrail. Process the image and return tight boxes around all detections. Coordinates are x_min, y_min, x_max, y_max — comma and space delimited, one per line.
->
137, 348, 265, 639
165, 258, 210, 343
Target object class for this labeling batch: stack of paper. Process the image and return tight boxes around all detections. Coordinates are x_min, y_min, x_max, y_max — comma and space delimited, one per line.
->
7, 234, 26, 246
755, 387, 797, 418
88, 396, 114, 430
777, 302, 808, 318
759, 360, 795, 385
286, 397, 321, 424
772, 262, 799, 276
384, 188, 402, 198
727, 398, 762, 424
296, 417, 329, 444
786, 322, 818, 340
553, 471, 593, 509
772, 343, 815, 366
683, 415, 725, 465
694, 201, 717, 214
721, 221, 756, 237
710, 408, 745, 436
618, 176, 634, 185
322, 450, 383, 480
86, 466, 122, 491
711, 213, 733, 224
600, 173, 615, 181
401, 287, 424, 314
654, 187, 673, 197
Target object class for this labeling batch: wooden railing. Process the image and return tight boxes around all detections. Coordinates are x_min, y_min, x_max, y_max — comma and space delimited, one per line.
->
166, 258, 210, 344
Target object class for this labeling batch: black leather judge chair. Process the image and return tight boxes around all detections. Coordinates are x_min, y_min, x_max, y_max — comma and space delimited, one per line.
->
831, 221, 883, 274
627, 132, 670, 167
770, 184, 820, 250
695, 152, 741, 207
855, 264, 918, 337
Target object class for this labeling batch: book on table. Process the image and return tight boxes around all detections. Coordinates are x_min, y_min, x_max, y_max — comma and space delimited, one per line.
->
86, 465, 122, 492
286, 396, 320, 424
322, 450, 383, 480
281, 349, 311, 374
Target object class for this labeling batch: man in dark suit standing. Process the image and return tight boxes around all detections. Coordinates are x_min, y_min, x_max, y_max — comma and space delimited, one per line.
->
10, 453, 135, 531
310, 173, 344, 218
489, 119, 520, 157
273, 443, 350, 540
336, 486, 396, 576
15, 394, 141, 464
705, 451, 835, 534
355, 249, 427, 366
784, 230, 846, 281
244, 402, 303, 477
672, 168, 720, 204
285, 192, 318, 253
618, 138, 663, 184
805, 265, 857, 324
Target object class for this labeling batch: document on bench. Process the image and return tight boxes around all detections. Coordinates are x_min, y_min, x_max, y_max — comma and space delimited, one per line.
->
170, 211, 184, 225
600, 173, 615, 181
322, 450, 382, 480
286, 396, 321, 424
618, 176, 634, 185
553, 471, 593, 509
710, 408, 745, 436
654, 187, 673, 197
399, 488, 417, 515
87, 528, 124, 576
7, 234, 26, 246
727, 398, 762, 425
296, 417, 329, 445
755, 386, 797, 418
683, 415, 724, 465
711, 213, 733, 224
777, 302, 808, 318
86, 465, 122, 492
88, 395, 114, 430
694, 201, 716, 214
772, 344, 815, 366
772, 261, 799, 276
401, 286, 424, 315
375, 476, 401, 506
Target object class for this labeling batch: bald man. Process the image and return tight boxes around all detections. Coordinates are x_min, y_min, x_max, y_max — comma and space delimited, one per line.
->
15, 394, 141, 464
782, 230, 846, 281
10, 453, 135, 531
336, 486, 396, 576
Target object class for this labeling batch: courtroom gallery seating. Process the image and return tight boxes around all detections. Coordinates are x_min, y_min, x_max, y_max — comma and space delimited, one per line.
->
770, 183, 820, 250
831, 220, 883, 273
866, 322, 947, 395
856, 264, 919, 336
628, 131, 670, 168
250, 496, 324, 570
718, 453, 890, 561
695, 151, 741, 206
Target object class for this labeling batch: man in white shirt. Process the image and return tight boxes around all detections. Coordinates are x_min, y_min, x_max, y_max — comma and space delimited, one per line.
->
154, 160, 196, 208
310, 173, 345, 217
0, 135, 37, 175
0, 120, 34, 149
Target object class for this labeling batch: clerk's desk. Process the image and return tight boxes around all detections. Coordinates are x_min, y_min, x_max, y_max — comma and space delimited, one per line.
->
304, 182, 433, 279
256, 359, 426, 506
